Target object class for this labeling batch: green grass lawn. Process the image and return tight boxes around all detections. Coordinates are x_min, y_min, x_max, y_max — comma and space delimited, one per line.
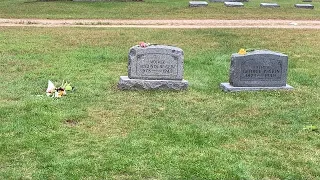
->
0, 27, 319, 179
0, 0, 320, 19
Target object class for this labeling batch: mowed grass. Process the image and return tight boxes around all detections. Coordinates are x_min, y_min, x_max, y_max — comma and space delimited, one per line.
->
0, 27, 320, 179
1, 0, 320, 19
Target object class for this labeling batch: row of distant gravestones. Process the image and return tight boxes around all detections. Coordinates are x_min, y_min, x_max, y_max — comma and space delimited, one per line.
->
118, 45, 293, 92
189, 0, 315, 9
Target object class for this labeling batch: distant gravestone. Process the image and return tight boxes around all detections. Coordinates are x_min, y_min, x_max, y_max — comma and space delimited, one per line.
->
260, 3, 280, 8
189, 1, 208, 7
118, 45, 188, 90
224, 2, 244, 7
294, 4, 314, 9
209, 0, 248, 2
73, 0, 143, 1
220, 50, 293, 92
302, 0, 312, 2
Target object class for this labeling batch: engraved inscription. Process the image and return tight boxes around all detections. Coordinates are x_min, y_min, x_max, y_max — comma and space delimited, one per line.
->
240, 59, 282, 81
136, 53, 178, 77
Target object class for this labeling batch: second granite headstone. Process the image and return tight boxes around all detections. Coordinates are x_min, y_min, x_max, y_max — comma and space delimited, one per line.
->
220, 50, 293, 92
118, 44, 188, 90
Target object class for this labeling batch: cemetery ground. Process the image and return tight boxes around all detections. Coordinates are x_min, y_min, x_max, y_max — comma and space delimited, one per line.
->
1, 0, 320, 20
1, 27, 320, 179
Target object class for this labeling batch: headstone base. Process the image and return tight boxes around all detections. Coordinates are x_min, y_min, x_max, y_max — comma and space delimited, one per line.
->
220, 83, 293, 92
118, 76, 188, 90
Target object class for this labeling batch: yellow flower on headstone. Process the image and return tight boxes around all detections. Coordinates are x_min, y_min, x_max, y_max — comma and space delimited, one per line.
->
238, 48, 247, 55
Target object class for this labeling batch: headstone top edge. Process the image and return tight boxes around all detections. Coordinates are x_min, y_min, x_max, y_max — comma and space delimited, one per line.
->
129, 44, 183, 52
295, 4, 313, 5
232, 50, 287, 57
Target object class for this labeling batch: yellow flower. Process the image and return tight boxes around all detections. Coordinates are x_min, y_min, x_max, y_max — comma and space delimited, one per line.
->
238, 48, 247, 55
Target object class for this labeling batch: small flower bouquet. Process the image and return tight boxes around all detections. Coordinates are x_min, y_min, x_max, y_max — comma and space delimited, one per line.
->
46, 80, 73, 98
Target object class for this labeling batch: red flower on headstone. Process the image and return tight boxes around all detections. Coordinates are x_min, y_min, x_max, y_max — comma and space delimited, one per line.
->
139, 42, 147, 48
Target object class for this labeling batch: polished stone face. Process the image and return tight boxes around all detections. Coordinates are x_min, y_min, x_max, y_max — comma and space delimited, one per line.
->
229, 50, 288, 87
128, 45, 184, 80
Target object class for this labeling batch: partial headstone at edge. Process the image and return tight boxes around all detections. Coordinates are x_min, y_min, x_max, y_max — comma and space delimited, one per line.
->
220, 50, 294, 92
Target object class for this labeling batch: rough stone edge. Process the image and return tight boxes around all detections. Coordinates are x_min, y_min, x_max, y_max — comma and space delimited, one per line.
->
118, 76, 188, 90
220, 83, 293, 92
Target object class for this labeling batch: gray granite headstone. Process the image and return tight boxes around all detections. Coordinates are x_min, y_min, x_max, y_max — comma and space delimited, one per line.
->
118, 45, 188, 90
260, 3, 280, 8
294, 4, 314, 9
220, 50, 293, 92
209, 0, 248, 2
189, 1, 208, 7
224, 2, 244, 7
